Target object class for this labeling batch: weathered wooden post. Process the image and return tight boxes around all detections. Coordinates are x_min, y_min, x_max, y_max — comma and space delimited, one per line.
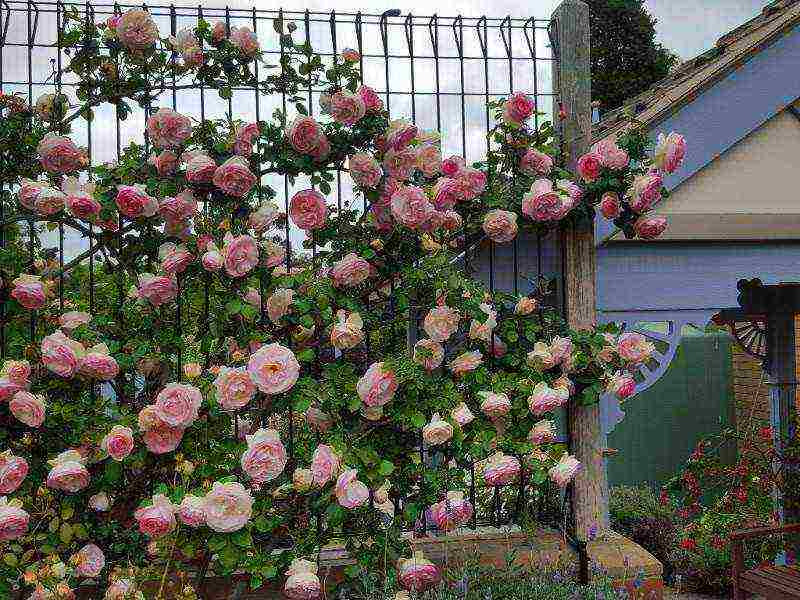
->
550, 0, 611, 540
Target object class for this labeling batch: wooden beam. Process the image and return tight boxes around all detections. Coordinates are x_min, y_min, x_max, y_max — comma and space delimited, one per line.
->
551, 0, 610, 540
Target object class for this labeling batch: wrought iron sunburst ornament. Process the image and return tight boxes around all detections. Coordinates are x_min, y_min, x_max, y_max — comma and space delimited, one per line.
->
727, 319, 767, 361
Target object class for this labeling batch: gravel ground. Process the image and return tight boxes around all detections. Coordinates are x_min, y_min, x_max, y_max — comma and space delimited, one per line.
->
664, 589, 732, 599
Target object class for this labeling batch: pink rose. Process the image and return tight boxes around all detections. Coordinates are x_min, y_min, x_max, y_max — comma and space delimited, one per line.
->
116, 184, 158, 218
80, 343, 120, 381
37, 133, 87, 174
213, 366, 256, 411
482, 452, 520, 486
448, 350, 482, 375
600, 192, 621, 219
184, 151, 217, 183
330, 310, 364, 350
549, 452, 581, 487
522, 178, 574, 222
413, 338, 444, 371
356, 362, 398, 408
479, 391, 511, 420
634, 215, 668, 239
249, 201, 281, 233
203, 481, 253, 532
284, 559, 322, 600
383, 147, 417, 181
386, 119, 418, 151
653, 132, 685, 174
89, 492, 110, 512
529, 419, 557, 444
617, 332, 655, 363
305, 406, 333, 432
247, 343, 300, 395
213, 156, 256, 197
357, 85, 383, 112
154, 383, 203, 428
423, 306, 459, 342
482, 209, 518, 243
146, 108, 192, 149
441, 155, 465, 177
105, 579, 140, 600
0, 497, 29, 541
289, 189, 328, 230
74, 543, 105, 578
502, 92, 535, 123
243, 286, 262, 312
416, 143, 442, 178
592, 138, 629, 170
241, 428, 287, 484
287, 116, 324, 155
330, 91, 366, 126
177, 495, 205, 527
609, 371, 636, 400
349, 153, 382, 189
527, 382, 568, 416
159, 242, 194, 275
330, 253, 371, 287
41, 330, 85, 378
311, 444, 340, 486
211, 21, 227, 42
628, 172, 663, 213
340, 47, 360, 62
137, 273, 179, 306
0, 452, 28, 494
0, 379, 25, 403
202, 244, 224, 271
62, 178, 101, 221
519, 149, 553, 176
335, 469, 369, 509
451, 402, 474, 427
233, 122, 260, 156
159, 189, 197, 223
46, 450, 90, 492
10, 274, 46, 309
398, 552, 440, 592
457, 167, 487, 200
134, 494, 176, 538
1, 360, 30, 385
230, 26, 259, 57
576, 152, 602, 182
390, 186, 434, 229
222, 234, 259, 278
422, 413, 453, 446
430, 491, 473, 531
116, 9, 159, 51
143, 422, 184, 454
101, 425, 135, 461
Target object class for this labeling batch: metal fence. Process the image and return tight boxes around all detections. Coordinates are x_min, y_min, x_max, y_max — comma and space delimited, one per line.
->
0, 0, 577, 548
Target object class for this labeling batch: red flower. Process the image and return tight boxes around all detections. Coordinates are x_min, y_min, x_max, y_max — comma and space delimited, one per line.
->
760, 427, 773, 440
680, 538, 697, 551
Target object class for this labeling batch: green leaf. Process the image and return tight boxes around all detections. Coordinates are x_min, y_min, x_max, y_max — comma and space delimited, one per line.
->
2, 554, 17, 567
378, 460, 395, 476
232, 529, 253, 547
59, 522, 73, 544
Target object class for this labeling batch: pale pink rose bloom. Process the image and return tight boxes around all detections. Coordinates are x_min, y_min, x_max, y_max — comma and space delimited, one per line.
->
627, 172, 663, 213
10, 274, 46, 309
211, 21, 227, 42
330, 310, 364, 350
80, 343, 120, 381
32, 186, 67, 216
37, 133, 87, 173
422, 305, 459, 342
160, 190, 198, 224
62, 177, 101, 221
101, 425, 135, 461
230, 26, 259, 57
287, 116, 324, 155
136, 273, 178, 307
356, 362, 398, 408
576, 151, 602, 182
554, 374, 575, 394
357, 85, 383, 112
441, 155, 466, 177
247, 343, 300, 395
529, 419, 557, 444
143, 422, 184, 454
519, 149, 553, 176
397, 551, 440, 592
17, 179, 50, 210
634, 216, 668, 239
617, 332, 655, 363
177, 494, 205, 527
283, 558, 322, 600
457, 167, 487, 199
74, 543, 105, 578
482, 209, 518, 243
383, 147, 418, 181
522, 178, 574, 222
600, 192, 621, 219
59, 311, 91, 332
289, 189, 328, 231
213, 366, 256, 411
335, 469, 369, 509
183, 362, 202, 379
249, 202, 281, 233
0, 497, 29, 541
150, 149, 179, 176
311, 444, 341, 486
203, 481, 253, 532
158, 242, 194, 275
266, 288, 293, 323
233, 122, 260, 156
46, 450, 89, 492
116, 9, 159, 50
477, 390, 510, 420
386, 119, 418, 150
154, 383, 202, 428
41, 330, 85, 378
441, 210, 463, 232
330, 91, 366, 126
241, 428, 288, 484
413, 338, 444, 371
450, 402, 475, 427
430, 491, 473, 531
502, 92, 535, 123
221, 233, 259, 278
390, 186, 434, 229
0, 451, 28, 494
1, 361, 30, 386
213, 156, 256, 197
311, 133, 331, 161
592, 138, 629, 170
104, 579, 142, 600
134, 494, 176, 538
242, 287, 262, 313
261, 240, 286, 268
448, 350, 482, 375
429, 178, 461, 212
184, 151, 217, 183
526, 341, 555, 370
331, 253, 371, 287
483, 452, 520, 487
202, 244, 224, 272
89, 492, 111, 512
515, 296, 538, 315
349, 153, 383, 189
305, 406, 333, 432
653, 132, 686, 174
422, 413, 453, 446
146, 108, 192, 149
116, 184, 158, 218
609, 371, 636, 400
527, 381, 569, 416
549, 453, 581, 487
416, 143, 442, 178
550, 336, 574, 364
170, 26, 199, 52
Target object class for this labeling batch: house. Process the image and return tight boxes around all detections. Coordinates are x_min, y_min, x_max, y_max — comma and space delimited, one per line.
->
591, 0, 800, 486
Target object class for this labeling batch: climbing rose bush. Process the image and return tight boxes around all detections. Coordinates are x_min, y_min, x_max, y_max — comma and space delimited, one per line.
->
0, 8, 684, 598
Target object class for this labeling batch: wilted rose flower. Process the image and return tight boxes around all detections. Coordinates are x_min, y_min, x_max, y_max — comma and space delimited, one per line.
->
203, 481, 253, 532
46, 450, 89, 492
311, 444, 341, 486
213, 156, 256, 197
413, 338, 444, 371
519, 149, 553, 176
357, 362, 398, 407
247, 343, 300, 395
183, 362, 202, 379
10, 274, 47, 309
100, 425, 134, 461
10, 391, 46, 428
549, 452, 581, 487
37, 133, 87, 174
134, 494, 176, 538
482, 209, 518, 243
41, 330, 85, 378
213, 366, 256, 411
330, 310, 364, 350
397, 551, 440, 592
136, 273, 178, 307
617, 332, 655, 363
482, 452, 520, 486
116, 9, 159, 51
335, 469, 369, 509
331, 253, 371, 287
529, 419, 557, 444
241, 428, 288, 484
527, 341, 555, 370
34, 92, 68, 121
608, 371, 636, 400
222, 233, 259, 278
422, 305, 459, 342
89, 492, 111, 512
211, 21, 227, 42
430, 491, 473, 531
357, 85, 383, 112
289, 189, 328, 230
653, 132, 686, 174
306, 406, 333, 432
146, 108, 192, 149
73, 543, 105, 578
177, 494, 205, 527
550, 336, 573, 365
0, 451, 28, 495
231, 122, 260, 157
422, 413, 453, 446
154, 383, 203, 428
416, 143, 442, 178
230, 26, 259, 56
634, 215, 668, 239
600, 192, 621, 219
116, 184, 158, 219
448, 350, 482, 375
104, 579, 142, 600
266, 288, 293, 323
330, 91, 366, 126
0, 497, 29, 541
284, 558, 322, 600
349, 153, 382, 189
